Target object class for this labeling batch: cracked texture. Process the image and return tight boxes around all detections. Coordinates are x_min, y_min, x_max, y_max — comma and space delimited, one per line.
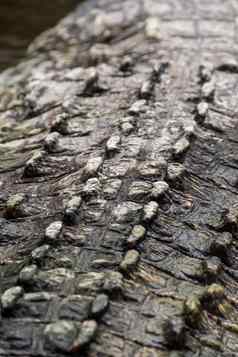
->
1, 0, 238, 356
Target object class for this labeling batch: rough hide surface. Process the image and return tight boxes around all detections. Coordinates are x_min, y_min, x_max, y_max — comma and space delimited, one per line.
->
1, 0, 238, 356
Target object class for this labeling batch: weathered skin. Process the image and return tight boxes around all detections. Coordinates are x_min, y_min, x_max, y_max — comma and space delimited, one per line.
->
1, 0, 238, 356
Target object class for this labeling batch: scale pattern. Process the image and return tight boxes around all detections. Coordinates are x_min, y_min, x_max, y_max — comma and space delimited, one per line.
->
1, 0, 238, 356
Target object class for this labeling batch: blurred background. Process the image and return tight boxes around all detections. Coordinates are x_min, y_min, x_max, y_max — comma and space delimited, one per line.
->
0, 0, 79, 71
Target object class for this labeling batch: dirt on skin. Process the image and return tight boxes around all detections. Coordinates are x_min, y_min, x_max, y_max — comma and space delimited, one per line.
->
1, 0, 238, 356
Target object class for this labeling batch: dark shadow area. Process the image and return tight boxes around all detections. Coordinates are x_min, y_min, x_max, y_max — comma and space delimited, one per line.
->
0, 0, 79, 71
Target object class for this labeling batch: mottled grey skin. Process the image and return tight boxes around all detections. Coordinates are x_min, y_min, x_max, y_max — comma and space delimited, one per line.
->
1, 0, 238, 356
